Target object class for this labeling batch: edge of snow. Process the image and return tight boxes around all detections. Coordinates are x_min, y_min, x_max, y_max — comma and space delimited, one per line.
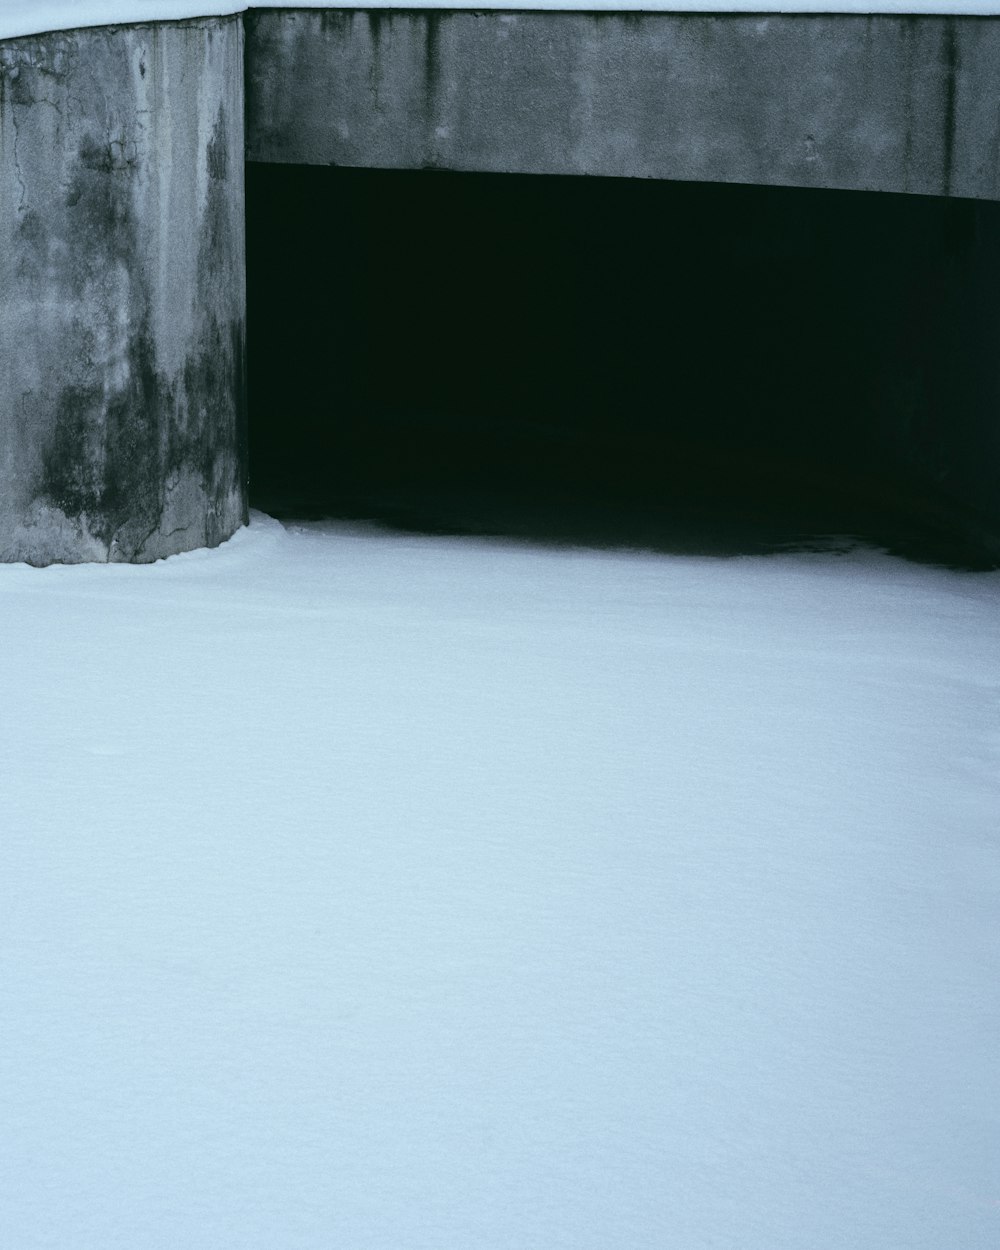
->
2, 1, 999, 44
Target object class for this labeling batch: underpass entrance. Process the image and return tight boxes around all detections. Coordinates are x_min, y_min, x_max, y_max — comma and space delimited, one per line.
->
246, 164, 1000, 565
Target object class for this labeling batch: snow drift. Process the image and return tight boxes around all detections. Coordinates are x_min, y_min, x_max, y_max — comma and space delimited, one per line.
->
2, 514, 998, 1248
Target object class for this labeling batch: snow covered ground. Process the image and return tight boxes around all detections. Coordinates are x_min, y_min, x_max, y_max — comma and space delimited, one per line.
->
2, 513, 998, 1249
2, 1, 998, 44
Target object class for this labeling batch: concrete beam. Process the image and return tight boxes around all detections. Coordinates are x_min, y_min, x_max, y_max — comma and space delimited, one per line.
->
246, 10, 1000, 202
0, 17, 247, 564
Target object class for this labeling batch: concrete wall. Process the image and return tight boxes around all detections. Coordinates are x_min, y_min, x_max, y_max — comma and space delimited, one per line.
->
3, 8, 1000, 564
245, 10, 1000, 201
246, 163, 1000, 564
0, 17, 247, 565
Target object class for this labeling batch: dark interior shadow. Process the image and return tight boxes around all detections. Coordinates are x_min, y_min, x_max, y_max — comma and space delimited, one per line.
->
246, 164, 1000, 569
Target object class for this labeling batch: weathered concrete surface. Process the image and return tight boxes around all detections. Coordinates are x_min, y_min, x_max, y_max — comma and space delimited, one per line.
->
246, 10, 1000, 202
0, 17, 247, 565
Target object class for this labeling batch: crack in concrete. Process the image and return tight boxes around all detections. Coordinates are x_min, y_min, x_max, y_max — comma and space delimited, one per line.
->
9, 99, 28, 213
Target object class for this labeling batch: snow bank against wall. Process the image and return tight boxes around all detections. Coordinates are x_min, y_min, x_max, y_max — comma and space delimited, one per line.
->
1, 1, 1000, 42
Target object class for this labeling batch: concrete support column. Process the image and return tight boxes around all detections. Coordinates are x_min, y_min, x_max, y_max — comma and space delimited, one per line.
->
0, 17, 247, 565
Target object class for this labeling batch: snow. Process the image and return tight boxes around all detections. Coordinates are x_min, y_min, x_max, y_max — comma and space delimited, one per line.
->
1, 511, 998, 1249
2, 1, 1000, 43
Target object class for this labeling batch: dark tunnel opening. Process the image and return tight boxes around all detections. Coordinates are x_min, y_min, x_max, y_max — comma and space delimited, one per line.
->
246, 164, 1000, 566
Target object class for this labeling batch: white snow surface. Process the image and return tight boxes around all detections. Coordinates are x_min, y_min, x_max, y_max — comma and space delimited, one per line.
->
2, 512, 999, 1248
2, 0, 1000, 42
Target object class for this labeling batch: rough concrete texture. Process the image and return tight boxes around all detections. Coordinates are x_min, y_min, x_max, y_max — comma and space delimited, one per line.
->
246, 10, 1000, 202
0, 17, 247, 565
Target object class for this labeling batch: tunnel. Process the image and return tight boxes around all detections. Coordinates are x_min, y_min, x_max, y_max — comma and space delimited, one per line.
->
246, 163, 1000, 565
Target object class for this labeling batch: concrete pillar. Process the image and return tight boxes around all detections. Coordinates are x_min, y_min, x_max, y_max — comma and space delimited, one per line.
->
0, 17, 247, 565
